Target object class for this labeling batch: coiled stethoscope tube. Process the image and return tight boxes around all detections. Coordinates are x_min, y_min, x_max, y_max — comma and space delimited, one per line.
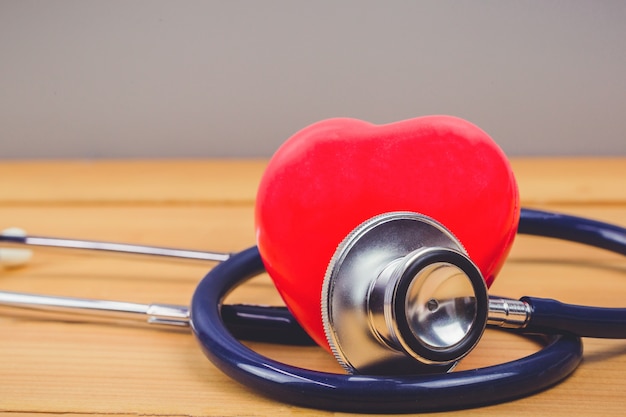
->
192, 246, 583, 413
190, 208, 626, 412
0, 208, 625, 413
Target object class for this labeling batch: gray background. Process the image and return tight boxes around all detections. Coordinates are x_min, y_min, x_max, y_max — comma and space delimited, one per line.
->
1, 0, 625, 159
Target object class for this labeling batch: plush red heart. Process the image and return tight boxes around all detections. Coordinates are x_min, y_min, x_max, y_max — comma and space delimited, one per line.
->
255, 115, 520, 350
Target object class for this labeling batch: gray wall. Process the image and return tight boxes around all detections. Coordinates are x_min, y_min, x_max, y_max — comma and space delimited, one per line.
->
1, 0, 625, 159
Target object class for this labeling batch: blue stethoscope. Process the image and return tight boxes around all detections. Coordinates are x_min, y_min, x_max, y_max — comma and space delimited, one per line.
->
0, 208, 625, 413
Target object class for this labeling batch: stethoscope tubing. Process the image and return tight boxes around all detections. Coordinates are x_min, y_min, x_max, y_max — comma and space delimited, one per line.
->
191, 246, 583, 413
517, 209, 626, 339
519, 208, 626, 255
189, 208, 626, 412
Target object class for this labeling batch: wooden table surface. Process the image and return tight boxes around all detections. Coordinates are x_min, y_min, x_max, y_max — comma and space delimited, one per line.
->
0, 158, 624, 416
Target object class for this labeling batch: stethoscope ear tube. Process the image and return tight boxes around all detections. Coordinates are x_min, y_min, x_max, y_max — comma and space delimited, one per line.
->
191, 247, 583, 413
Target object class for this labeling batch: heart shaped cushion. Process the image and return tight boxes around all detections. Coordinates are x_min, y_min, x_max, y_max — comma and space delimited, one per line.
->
255, 115, 520, 349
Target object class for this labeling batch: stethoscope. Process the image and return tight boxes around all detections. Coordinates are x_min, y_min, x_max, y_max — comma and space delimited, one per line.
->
1, 114, 625, 413
1, 208, 625, 413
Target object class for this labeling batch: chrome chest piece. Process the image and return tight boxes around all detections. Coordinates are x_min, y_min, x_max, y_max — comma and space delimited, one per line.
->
321, 212, 489, 375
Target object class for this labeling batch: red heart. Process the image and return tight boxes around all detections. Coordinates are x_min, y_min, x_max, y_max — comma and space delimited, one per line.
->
255, 115, 519, 350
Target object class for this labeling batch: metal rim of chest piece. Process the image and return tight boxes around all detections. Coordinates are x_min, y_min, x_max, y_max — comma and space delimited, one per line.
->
321, 211, 489, 375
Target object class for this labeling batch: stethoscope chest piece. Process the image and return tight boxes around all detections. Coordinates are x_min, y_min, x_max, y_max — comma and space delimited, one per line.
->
321, 212, 489, 374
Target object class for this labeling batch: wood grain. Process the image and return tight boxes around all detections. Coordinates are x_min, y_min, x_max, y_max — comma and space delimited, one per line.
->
0, 158, 625, 416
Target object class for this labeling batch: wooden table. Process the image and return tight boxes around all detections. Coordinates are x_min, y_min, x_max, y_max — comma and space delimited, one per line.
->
0, 158, 624, 416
